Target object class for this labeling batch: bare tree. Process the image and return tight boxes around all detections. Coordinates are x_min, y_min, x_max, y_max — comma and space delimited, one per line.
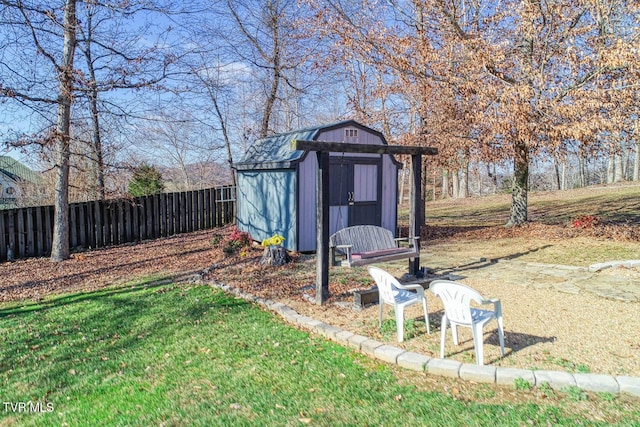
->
74, 1, 183, 199
0, 0, 78, 261
0, 0, 183, 260
129, 110, 222, 191
201, 0, 314, 138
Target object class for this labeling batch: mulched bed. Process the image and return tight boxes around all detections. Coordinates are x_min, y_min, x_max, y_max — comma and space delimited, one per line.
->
3, 222, 638, 304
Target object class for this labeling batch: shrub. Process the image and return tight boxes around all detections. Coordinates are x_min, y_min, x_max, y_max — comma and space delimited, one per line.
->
128, 163, 165, 197
222, 228, 252, 256
211, 233, 223, 247
571, 215, 599, 229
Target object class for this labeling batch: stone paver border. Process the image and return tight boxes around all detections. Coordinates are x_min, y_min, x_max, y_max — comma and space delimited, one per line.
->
589, 260, 640, 273
210, 281, 640, 400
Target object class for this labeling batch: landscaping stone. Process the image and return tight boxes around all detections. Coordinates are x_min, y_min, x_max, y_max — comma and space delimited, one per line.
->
334, 330, 355, 346
346, 334, 370, 351
459, 364, 496, 383
314, 323, 342, 339
374, 345, 406, 364
397, 352, 431, 371
495, 368, 535, 387
617, 376, 640, 398
360, 339, 384, 356
534, 370, 576, 390
426, 358, 462, 378
294, 315, 323, 329
573, 373, 619, 394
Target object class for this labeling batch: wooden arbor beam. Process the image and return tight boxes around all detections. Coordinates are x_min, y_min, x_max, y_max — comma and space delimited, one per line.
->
294, 140, 438, 156
291, 139, 438, 305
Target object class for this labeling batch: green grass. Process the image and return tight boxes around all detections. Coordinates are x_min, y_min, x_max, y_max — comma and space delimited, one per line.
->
398, 183, 640, 266
419, 182, 640, 227
2, 282, 637, 426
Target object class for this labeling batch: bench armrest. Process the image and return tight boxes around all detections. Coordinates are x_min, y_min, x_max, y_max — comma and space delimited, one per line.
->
336, 244, 353, 249
330, 244, 353, 266
395, 237, 420, 248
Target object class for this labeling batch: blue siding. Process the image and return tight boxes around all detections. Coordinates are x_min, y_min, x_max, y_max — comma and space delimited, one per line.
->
236, 170, 298, 251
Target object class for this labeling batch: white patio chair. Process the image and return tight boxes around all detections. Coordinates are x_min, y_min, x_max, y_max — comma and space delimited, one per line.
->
367, 266, 430, 342
429, 280, 505, 365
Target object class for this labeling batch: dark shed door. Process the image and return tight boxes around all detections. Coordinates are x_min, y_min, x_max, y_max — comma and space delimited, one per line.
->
329, 157, 381, 227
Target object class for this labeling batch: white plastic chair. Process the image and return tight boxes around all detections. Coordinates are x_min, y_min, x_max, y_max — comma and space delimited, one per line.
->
429, 280, 505, 365
367, 266, 430, 342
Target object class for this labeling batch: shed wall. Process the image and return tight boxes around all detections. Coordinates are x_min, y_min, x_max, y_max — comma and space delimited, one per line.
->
298, 155, 317, 252
296, 126, 400, 251
236, 170, 298, 251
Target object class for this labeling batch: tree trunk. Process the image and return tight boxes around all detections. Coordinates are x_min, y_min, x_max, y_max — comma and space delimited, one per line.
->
607, 149, 615, 184
486, 163, 498, 194
260, 10, 281, 138
432, 169, 437, 199
578, 147, 587, 187
459, 164, 468, 198
553, 154, 561, 190
420, 161, 427, 225
452, 170, 459, 198
398, 161, 406, 204
506, 140, 528, 227
614, 153, 624, 182
634, 140, 640, 181
81, 9, 105, 200
441, 169, 449, 199
51, 0, 77, 262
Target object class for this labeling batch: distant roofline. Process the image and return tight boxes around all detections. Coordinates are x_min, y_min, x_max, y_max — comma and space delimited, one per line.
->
0, 156, 43, 184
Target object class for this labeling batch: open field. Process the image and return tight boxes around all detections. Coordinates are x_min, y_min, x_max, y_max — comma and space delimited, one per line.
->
422, 182, 640, 229
410, 182, 640, 266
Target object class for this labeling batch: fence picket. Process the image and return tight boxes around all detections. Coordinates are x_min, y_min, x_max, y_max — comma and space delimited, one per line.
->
35, 207, 43, 256
153, 194, 160, 238
78, 203, 86, 249
44, 206, 53, 254
0, 212, 5, 260
7, 212, 16, 258
26, 208, 35, 256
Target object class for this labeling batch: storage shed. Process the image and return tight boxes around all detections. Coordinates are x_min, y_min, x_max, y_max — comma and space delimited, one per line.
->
234, 120, 402, 252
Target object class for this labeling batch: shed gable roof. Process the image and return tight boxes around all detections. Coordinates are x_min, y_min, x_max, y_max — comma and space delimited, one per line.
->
0, 156, 42, 184
234, 120, 386, 171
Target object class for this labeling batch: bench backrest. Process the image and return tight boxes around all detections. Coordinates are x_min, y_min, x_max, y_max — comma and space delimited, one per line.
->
329, 225, 396, 253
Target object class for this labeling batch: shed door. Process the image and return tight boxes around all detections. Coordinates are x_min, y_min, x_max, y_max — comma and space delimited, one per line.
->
329, 157, 381, 229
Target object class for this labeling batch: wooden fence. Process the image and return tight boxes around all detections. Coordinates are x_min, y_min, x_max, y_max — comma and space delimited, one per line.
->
0, 186, 236, 261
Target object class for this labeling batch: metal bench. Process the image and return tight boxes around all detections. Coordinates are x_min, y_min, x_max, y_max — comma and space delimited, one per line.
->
329, 225, 420, 267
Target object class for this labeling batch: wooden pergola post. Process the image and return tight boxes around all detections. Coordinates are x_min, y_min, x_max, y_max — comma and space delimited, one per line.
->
316, 151, 330, 303
409, 154, 422, 276
292, 140, 437, 305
